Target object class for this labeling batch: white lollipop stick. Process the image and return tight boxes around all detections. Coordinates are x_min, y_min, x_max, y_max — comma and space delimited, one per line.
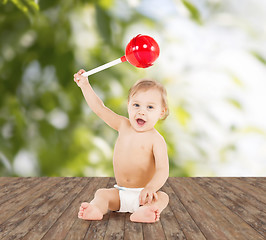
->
82, 57, 125, 77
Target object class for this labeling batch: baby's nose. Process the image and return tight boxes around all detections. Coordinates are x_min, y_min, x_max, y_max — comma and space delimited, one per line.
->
138, 108, 145, 115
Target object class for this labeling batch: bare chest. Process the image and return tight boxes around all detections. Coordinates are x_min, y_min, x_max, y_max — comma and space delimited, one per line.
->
114, 132, 153, 157
113, 132, 156, 187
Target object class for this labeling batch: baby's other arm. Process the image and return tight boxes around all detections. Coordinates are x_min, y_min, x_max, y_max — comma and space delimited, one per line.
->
74, 69, 126, 131
139, 134, 169, 205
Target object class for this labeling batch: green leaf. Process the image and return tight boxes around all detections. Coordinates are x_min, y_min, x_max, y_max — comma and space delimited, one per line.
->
241, 127, 266, 135
98, 0, 114, 10
95, 5, 112, 44
2, 0, 39, 20
181, 0, 201, 24
175, 105, 191, 127
227, 98, 242, 110
250, 51, 266, 65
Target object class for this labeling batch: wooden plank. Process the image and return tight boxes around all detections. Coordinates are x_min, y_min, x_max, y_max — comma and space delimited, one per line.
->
159, 184, 187, 240
104, 211, 126, 240
191, 178, 264, 240
240, 178, 266, 191
223, 178, 266, 204
162, 181, 205, 240
143, 221, 166, 240
124, 214, 143, 240
213, 178, 266, 215
181, 177, 254, 240
159, 205, 186, 240
0, 178, 35, 198
0, 177, 62, 225
0, 177, 23, 187
169, 178, 232, 240
220, 178, 266, 228
1, 177, 264, 240
81, 213, 110, 240
65, 177, 111, 240
0, 177, 43, 205
1, 177, 78, 240
22, 178, 90, 240
195, 178, 266, 238
41, 177, 109, 239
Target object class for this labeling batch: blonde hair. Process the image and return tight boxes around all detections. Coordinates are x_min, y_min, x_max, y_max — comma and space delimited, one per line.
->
128, 79, 169, 120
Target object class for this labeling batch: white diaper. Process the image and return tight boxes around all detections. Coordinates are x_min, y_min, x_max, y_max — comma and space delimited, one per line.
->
114, 184, 144, 213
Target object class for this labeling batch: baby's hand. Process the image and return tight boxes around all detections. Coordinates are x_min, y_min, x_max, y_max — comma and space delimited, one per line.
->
73, 69, 89, 88
139, 187, 158, 205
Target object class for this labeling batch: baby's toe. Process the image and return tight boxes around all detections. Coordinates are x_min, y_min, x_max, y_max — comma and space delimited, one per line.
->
155, 212, 160, 221
78, 211, 83, 218
81, 202, 90, 208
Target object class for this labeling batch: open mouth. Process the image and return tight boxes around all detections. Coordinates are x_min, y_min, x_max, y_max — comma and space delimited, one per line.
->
136, 118, 146, 126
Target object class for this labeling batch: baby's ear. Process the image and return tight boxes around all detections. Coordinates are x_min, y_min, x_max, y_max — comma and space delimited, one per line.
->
160, 108, 166, 119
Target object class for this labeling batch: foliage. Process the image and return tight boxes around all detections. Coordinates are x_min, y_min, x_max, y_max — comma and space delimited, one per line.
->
0, 0, 181, 176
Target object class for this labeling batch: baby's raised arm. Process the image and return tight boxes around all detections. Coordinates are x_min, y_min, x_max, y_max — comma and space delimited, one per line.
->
74, 69, 126, 131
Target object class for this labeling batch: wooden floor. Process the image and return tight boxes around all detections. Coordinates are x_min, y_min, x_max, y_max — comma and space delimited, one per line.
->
0, 177, 265, 240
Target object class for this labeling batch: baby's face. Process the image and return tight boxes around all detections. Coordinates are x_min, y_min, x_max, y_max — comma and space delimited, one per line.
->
128, 88, 165, 132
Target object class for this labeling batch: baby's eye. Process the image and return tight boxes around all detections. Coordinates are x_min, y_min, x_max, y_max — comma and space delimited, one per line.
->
147, 105, 154, 110
133, 103, 140, 107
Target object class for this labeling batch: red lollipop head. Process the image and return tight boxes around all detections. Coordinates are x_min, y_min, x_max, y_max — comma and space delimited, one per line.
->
123, 34, 160, 68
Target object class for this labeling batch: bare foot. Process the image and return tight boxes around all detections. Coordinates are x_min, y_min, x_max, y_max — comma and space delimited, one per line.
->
130, 205, 160, 223
78, 202, 103, 220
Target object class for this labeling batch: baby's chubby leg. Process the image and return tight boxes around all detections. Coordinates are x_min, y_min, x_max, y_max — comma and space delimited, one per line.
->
78, 188, 120, 220
130, 191, 169, 223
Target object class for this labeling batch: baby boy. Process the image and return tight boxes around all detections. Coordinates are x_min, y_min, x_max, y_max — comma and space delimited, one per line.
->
74, 69, 169, 223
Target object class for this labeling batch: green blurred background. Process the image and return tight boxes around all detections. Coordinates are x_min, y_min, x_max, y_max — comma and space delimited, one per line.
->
1, 0, 266, 177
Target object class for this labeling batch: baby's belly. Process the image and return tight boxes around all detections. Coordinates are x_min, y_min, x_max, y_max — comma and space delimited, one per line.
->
114, 164, 155, 188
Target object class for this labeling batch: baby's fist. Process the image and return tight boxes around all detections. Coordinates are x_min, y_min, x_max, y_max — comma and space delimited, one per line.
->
74, 69, 89, 88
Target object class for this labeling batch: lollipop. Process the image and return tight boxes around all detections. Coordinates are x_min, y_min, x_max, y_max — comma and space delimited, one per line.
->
82, 34, 160, 77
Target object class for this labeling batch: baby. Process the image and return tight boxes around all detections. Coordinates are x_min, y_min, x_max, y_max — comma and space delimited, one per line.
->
74, 69, 169, 223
